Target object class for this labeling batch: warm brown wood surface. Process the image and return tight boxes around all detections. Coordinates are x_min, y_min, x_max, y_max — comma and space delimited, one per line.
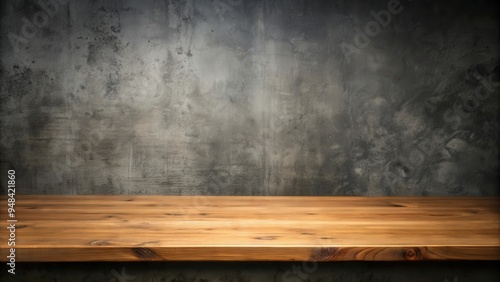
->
1, 196, 499, 262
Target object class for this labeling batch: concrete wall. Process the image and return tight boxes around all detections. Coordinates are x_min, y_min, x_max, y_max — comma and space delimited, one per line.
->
1, 0, 499, 281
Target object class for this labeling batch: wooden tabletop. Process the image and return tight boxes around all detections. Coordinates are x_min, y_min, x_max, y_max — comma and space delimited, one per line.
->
1, 196, 499, 261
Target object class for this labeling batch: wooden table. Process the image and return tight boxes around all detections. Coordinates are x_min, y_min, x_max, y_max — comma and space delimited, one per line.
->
1, 196, 499, 261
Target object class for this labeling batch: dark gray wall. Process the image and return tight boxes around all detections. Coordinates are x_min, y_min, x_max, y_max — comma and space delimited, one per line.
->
1, 0, 498, 197
1, 0, 499, 281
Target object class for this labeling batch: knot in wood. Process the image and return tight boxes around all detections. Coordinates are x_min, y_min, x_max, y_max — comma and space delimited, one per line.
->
405, 248, 418, 260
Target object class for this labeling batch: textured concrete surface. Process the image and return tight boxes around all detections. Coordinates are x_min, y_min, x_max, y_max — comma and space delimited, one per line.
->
1, 0, 498, 196
4, 261, 500, 282
0, 0, 499, 281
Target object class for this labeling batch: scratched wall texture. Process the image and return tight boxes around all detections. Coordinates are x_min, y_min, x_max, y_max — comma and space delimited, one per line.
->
1, 0, 499, 197
0, 0, 499, 281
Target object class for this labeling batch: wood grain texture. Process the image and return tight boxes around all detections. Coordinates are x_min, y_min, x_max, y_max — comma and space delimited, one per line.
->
1, 196, 499, 262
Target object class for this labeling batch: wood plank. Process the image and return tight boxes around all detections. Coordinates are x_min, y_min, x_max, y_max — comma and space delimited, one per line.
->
0, 196, 499, 261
